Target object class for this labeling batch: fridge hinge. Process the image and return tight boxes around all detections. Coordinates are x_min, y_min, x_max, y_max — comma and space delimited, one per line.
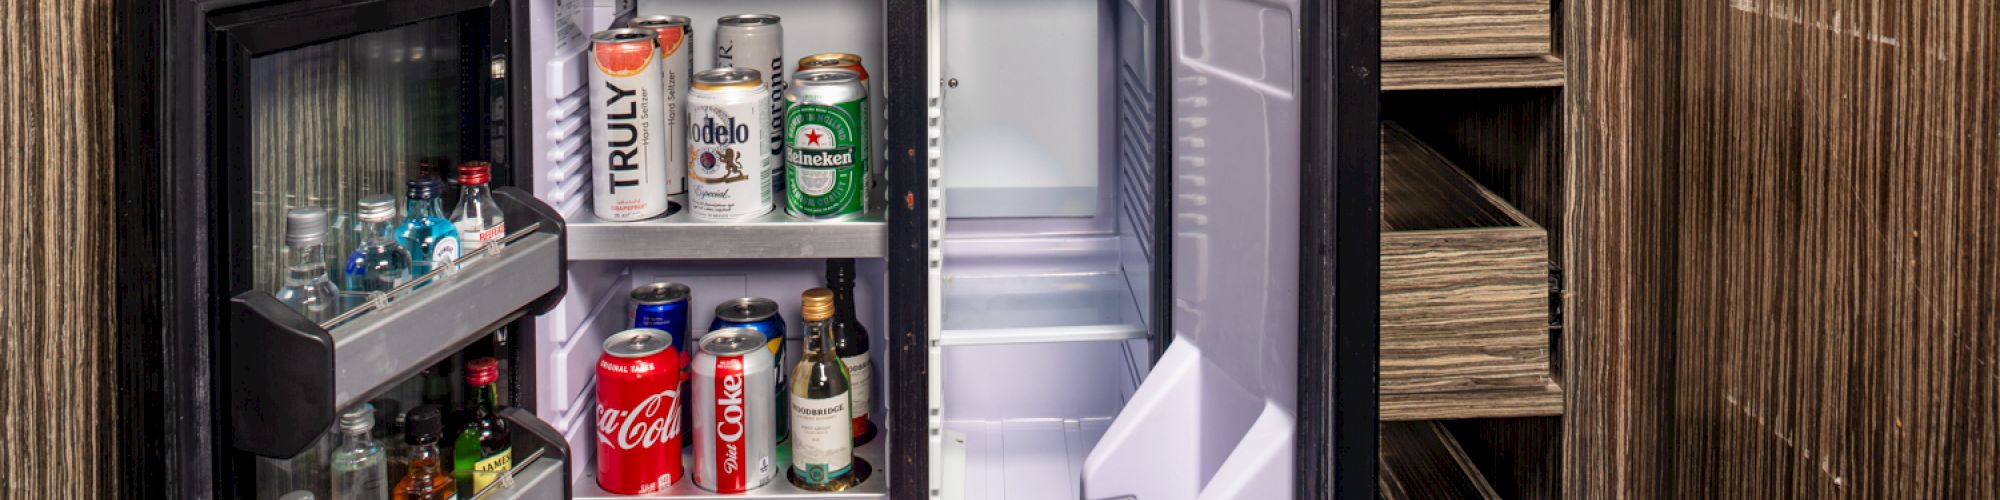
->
1547, 261, 1564, 332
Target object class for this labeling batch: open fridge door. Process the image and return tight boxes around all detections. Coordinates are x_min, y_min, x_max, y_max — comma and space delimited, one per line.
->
1080, 0, 1308, 498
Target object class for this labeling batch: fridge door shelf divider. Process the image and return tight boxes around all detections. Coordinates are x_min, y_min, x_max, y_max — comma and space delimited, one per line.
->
564, 202, 887, 261
225, 188, 568, 459
478, 407, 574, 500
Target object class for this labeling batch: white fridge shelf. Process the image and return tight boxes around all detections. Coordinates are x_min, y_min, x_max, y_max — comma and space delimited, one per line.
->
939, 271, 1147, 346
565, 204, 886, 261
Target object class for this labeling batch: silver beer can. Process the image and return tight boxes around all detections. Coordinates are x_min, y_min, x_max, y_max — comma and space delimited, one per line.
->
589, 28, 674, 221
692, 328, 778, 493
629, 15, 694, 196
687, 67, 775, 221
715, 14, 785, 194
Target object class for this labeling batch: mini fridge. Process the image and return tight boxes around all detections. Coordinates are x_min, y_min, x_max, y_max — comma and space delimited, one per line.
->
114, 0, 1379, 498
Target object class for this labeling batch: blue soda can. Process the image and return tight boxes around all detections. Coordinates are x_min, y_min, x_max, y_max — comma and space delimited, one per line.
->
631, 282, 693, 446
710, 297, 788, 441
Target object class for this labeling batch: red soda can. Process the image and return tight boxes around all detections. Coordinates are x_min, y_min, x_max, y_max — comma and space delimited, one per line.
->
596, 328, 684, 494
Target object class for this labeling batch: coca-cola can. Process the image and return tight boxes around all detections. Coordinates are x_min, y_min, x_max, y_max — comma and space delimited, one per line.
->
692, 328, 777, 493
596, 328, 684, 494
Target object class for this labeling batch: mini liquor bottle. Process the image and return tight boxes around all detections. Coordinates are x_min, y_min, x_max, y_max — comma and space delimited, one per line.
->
345, 194, 414, 294
451, 162, 506, 260
825, 258, 875, 444
788, 288, 856, 491
453, 357, 512, 497
393, 405, 456, 500
275, 207, 342, 323
395, 174, 460, 276
331, 403, 389, 500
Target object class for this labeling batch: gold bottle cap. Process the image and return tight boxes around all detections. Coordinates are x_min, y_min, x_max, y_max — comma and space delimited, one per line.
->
801, 288, 835, 321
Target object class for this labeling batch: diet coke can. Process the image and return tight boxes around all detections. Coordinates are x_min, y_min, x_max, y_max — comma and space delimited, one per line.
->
692, 328, 777, 493
596, 329, 684, 494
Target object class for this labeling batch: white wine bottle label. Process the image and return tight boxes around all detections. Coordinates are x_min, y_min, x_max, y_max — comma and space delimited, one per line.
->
841, 354, 872, 423
788, 392, 852, 484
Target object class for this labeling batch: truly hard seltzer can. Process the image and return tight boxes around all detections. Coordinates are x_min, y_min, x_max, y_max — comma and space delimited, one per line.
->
629, 15, 693, 196
630, 282, 693, 447
715, 14, 785, 195
784, 68, 870, 219
709, 297, 788, 442
692, 328, 778, 493
596, 329, 684, 494
687, 68, 774, 221
589, 29, 674, 221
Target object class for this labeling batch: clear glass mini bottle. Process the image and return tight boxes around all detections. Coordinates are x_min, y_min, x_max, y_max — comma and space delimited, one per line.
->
276, 207, 342, 323
346, 194, 414, 295
451, 161, 506, 260
331, 403, 389, 500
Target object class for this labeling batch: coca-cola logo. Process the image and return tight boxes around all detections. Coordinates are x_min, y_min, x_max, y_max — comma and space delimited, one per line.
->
599, 389, 680, 450
715, 357, 746, 486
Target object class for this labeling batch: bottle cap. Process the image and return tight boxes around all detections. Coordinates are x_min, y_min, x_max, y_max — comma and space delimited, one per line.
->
356, 194, 397, 223
825, 258, 857, 286
338, 403, 376, 434
458, 161, 492, 185
406, 174, 443, 200
284, 207, 328, 247
801, 288, 835, 322
465, 357, 500, 387
404, 405, 442, 444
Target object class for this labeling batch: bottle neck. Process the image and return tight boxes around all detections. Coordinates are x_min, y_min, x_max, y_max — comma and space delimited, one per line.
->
407, 196, 443, 219
805, 317, 835, 354
343, 426, 375, 443
462, 184, 490, 202
358, 218, 396, 241
469, 381, 499, 417
408, 441, 442, 470
287, 244, 327, 280
831, 283, 858, 321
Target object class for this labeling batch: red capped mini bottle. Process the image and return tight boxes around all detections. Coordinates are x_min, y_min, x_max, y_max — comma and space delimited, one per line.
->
452, 358, 512, 497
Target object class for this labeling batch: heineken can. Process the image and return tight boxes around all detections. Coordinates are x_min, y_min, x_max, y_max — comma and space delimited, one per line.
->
687, 67, 775, 221
589, 28, 675, 222
784, 68, 869, 219
630, 15, 693, 196
797, 53, 879, 206
716, 14, 785, 195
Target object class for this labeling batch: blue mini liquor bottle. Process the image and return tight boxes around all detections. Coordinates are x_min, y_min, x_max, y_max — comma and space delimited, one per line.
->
345, 194, 414, 294
275, 207, 342, 323
395, 175, 461, 276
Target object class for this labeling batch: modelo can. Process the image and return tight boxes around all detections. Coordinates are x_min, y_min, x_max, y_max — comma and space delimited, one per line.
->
692, 328, 778, 493
630, 282, 693, 447
715, 14, 785, 194
589, 29, 675, 221
785, 68, 869, 219
596, 328, 684, 494
687, 67, 774, 221
629, 15, 692, 196
709, 297, 788, 441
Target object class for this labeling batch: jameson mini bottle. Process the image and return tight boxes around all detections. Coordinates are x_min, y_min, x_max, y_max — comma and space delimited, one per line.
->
788, 288, 856, 491
453, 357, 512, 497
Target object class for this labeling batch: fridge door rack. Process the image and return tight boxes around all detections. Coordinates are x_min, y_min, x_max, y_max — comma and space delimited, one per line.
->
480, 407, 575, 500
226, 188, 569, 458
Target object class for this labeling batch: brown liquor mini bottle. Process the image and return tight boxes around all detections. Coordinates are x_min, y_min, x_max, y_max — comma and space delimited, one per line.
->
392, 405, 456, 500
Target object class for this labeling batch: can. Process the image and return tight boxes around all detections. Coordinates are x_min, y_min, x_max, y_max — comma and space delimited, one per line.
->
709, 297, 788, 441
796, 53, 868, 85
596, 329, 684, 494
687, 67, 775, 221
692, 328, 778, 493
715, 14, 785, 194
590, 29, 675, 221
784, 68, 870, 219
630, 282, 693, 447
629, 15, 694, 196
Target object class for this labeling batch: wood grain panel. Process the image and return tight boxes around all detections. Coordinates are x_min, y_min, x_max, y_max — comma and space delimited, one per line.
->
1383, 0, 1552, 61
1380, 421, 1502, 500
1383, 55, 1565, 91
1443, 417, 1563, 499
1381, 124, 1560, 420
1565, 0, 2000, 497
0, 0, 117, 497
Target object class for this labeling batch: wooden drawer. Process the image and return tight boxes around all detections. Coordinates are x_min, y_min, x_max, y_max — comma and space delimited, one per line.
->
1380, 123, 1560, 420
1383, 0, 1552, 61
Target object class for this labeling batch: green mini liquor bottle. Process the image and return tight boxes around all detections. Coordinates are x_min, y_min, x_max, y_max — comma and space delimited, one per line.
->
452, 357, 511, 497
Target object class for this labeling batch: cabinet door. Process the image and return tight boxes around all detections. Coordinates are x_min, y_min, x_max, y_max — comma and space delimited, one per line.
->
1567, 1, 2000, 497
1078, 0, 1380, 498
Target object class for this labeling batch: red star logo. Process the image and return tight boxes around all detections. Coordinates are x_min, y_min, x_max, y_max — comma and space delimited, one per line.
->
805, 128, 824, 146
